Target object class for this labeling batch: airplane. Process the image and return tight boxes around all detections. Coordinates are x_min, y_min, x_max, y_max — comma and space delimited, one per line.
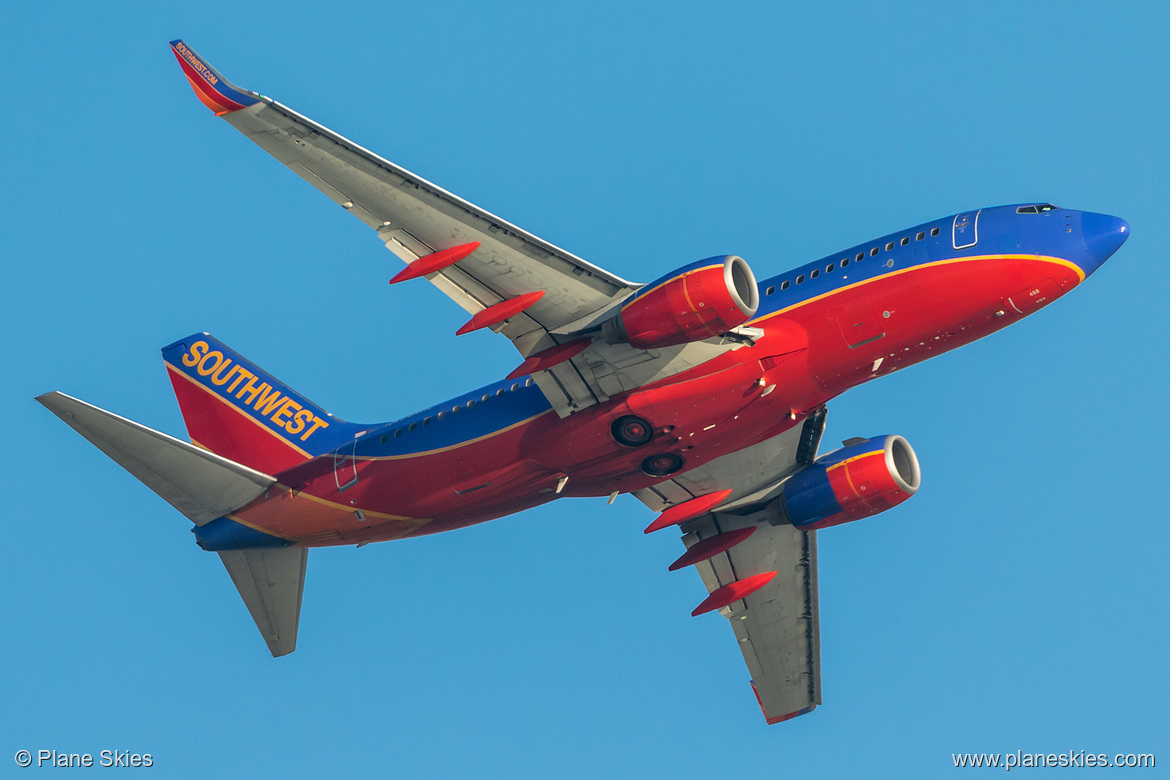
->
37, 39, 1130, 725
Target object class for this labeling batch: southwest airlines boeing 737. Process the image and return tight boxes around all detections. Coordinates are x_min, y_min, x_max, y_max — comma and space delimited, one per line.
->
37, 40, 1130, 724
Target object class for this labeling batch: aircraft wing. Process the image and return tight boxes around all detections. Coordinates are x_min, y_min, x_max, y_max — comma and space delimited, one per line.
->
168, 40, 755, 417
633, 415, 824, 723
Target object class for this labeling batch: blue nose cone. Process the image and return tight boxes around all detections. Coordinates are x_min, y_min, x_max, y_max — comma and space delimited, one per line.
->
1081, 212, 1130, 272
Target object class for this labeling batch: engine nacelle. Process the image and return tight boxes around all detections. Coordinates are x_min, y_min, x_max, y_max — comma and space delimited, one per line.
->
602, 255, 759, 349
778, 435, 921, 530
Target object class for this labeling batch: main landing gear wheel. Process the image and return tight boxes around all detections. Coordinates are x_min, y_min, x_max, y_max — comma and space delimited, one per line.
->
641, 452, 685, 478
611, 415, 654, 447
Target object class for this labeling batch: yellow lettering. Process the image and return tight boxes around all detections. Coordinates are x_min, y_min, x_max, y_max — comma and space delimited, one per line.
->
300, 416, 330, 441
210, 360, 238, 386
254, 387, 285, 416
226, 368, 252, 394
286, 408, 312, 436
197, 350, 224, 377
272, 398, 301, 427
182, 341, 208, 368
237, 376, 266, 405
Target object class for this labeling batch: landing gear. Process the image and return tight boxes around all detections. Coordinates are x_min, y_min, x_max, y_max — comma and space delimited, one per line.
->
611, 415, 654, 447
641, 452, 685, 478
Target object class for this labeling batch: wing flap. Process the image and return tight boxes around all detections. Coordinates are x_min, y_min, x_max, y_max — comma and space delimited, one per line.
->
219, 546, 307, 657
37, 391, 275, 525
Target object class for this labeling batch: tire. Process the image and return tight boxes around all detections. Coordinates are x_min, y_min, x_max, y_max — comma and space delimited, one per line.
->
641, 452, 684, 477
611, 415, 654, 447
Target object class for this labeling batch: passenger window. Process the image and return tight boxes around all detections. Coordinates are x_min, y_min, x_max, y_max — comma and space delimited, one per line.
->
467, 399, 476, 408
916, 231, 925, 240
496, 388, 505, 397
810, 269, 819, 279
856, 252, 864, 262
408, 422, 418, 432
827, 263, 834, 273
437, 411, 446, 420
796, 274, 805, 284
482, 394, 490, 402
781, 280, 790, 290
423, 417, 432, 426
766, 285, 775, 295
870, 247, 879, 256
393, 429, 402, 438
931, 227, 940, 236
510, 383, 520, 392
885, 242, 894, 251
900, 237, 909, 246
452, 405, 461, 414
525, 378, 534, 387
380, 434, 388, 444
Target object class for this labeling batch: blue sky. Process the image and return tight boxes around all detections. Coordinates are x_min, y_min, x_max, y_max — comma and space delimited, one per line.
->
3, 2, 1166, 777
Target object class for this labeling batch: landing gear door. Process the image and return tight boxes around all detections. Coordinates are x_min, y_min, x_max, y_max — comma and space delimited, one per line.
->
952, 210, 981, 250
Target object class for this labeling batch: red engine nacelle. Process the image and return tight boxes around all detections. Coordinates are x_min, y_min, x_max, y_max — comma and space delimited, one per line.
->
603, 255, 759, 349
777, 435, 921, 530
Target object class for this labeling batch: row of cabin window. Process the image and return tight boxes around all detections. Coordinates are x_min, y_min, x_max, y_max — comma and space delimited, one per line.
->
381, 377, 537, 441
763, 226, 941, 295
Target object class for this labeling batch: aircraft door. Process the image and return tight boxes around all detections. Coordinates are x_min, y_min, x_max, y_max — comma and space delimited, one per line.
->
334, 439, 357, 491
952, 210, 981, 249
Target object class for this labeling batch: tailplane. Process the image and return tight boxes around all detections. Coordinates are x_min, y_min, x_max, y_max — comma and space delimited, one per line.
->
38, 391, 307, 657
162, 333, 366, 475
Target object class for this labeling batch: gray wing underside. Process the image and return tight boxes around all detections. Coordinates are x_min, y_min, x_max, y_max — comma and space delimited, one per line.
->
35, 391, 274, 525
634, 421, 823, 722
220, 100, 632, 352
215, 99, 748, 416
684, 510, 821, 722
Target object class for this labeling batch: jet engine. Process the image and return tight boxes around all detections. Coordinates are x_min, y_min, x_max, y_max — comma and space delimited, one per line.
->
777, 435, 921, 530
602, 255, 759, 349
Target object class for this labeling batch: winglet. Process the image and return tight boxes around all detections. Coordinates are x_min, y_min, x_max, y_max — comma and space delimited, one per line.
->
169, 39, 260, 116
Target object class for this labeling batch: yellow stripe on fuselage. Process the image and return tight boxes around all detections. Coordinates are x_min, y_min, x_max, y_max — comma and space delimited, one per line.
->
749, 254, 1084, 327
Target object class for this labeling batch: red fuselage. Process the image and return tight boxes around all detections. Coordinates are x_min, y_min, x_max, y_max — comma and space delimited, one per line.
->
217, 203, 1126, 549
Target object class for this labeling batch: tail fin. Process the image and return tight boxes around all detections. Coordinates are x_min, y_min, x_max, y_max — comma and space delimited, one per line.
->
38, 391, 306, 657
162, 333, 365, 474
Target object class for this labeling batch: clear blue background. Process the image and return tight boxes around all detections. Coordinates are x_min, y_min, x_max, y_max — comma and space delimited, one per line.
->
3, 2, 1166, 777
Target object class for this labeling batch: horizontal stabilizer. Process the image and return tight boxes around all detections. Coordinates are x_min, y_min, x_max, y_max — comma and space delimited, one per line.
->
219, 547, 307, 657
36, 391, 275, 525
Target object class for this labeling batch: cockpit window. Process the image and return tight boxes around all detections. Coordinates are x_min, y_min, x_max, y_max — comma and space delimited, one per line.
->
1017, 203, 1058, 214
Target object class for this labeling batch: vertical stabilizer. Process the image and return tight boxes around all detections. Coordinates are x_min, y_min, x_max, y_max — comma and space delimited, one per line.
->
162, 333, 366, 475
